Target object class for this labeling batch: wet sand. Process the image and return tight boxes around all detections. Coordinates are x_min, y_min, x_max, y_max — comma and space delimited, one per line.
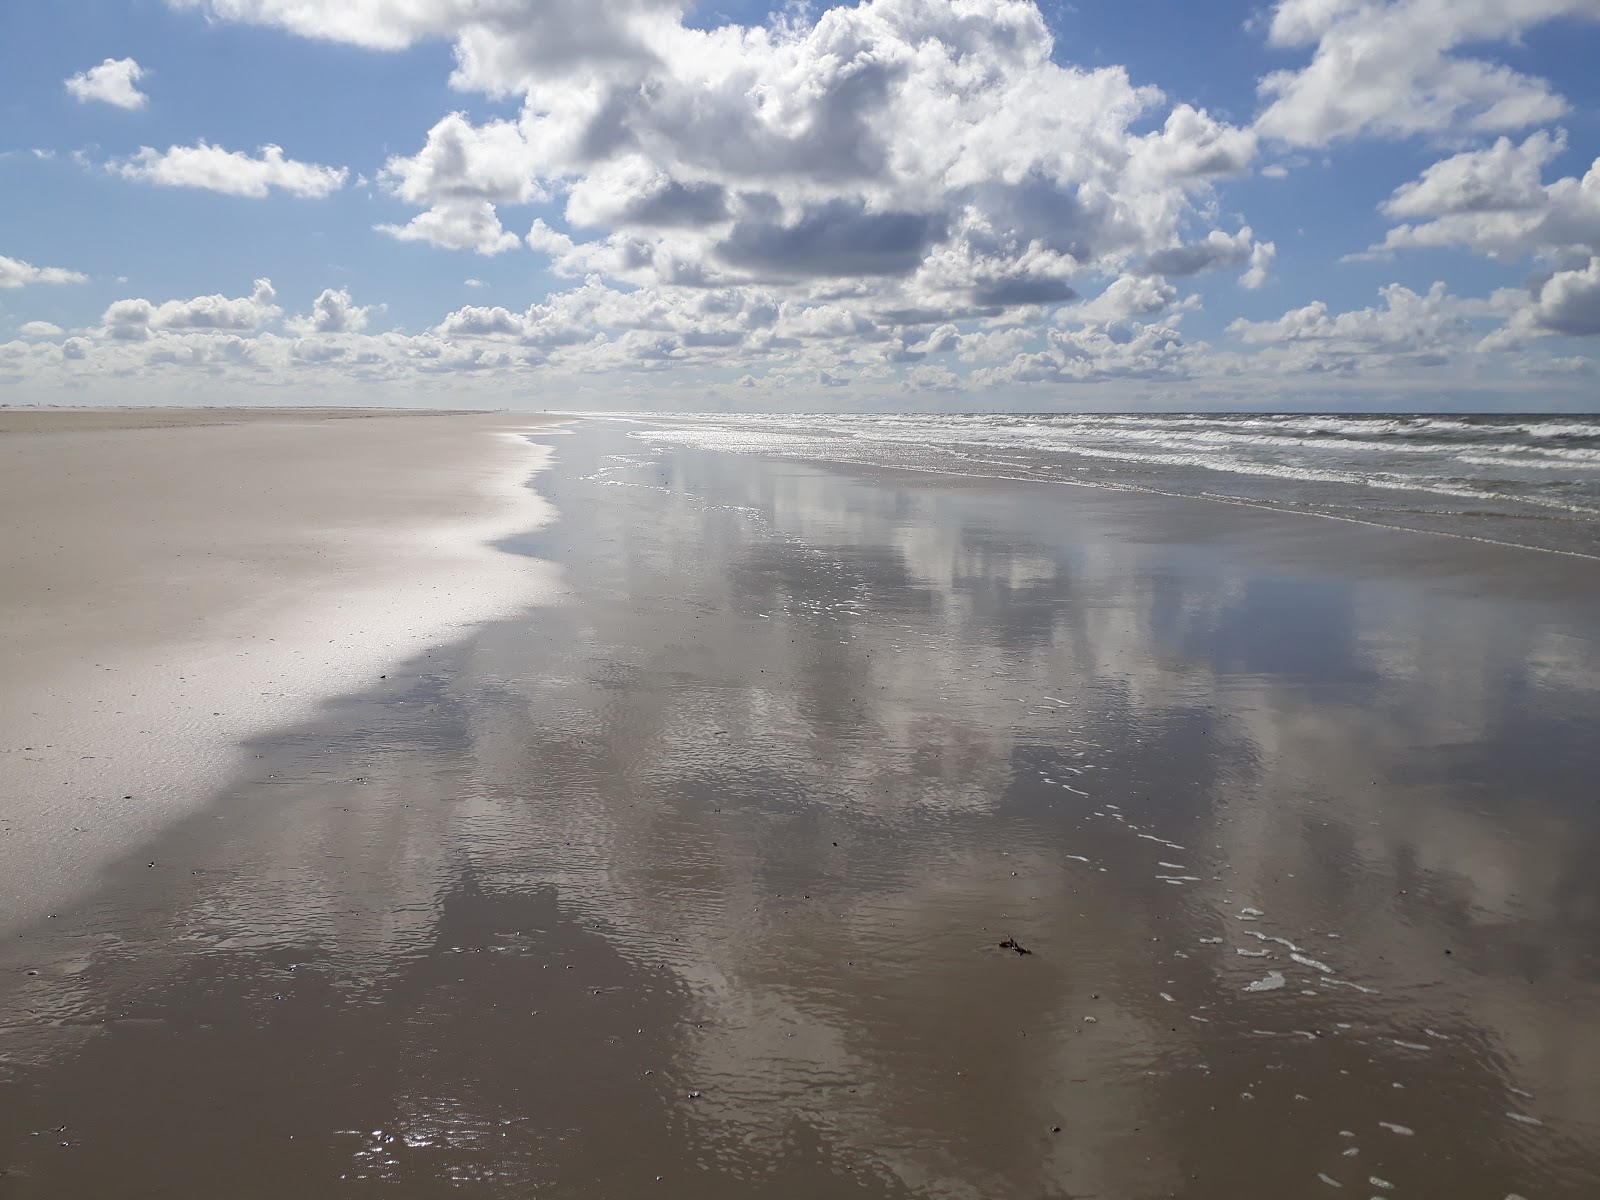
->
2, 419, 1598, 1197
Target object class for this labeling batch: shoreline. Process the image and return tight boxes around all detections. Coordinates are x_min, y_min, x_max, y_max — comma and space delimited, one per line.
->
1, 418, 1596, 1197
635, 412, 1600, 559
0, 410, 562, 931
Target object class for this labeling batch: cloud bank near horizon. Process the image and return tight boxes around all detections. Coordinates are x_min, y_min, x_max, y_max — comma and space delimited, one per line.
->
3, 0, 1599, 409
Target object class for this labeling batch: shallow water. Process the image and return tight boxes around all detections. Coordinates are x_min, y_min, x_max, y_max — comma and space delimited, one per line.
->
2, 422, 1597, 1198
632, 412, 1600, 557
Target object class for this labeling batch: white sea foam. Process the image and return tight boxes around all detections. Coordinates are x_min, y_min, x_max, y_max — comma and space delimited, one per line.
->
1244, 971, 1287, 992
1251, 932, 1303, 952
632, 412, 1600, 554
1291, 952, 1334, 974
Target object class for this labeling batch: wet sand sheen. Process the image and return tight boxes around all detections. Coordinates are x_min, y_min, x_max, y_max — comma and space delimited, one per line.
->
2, 420, 1598, 1197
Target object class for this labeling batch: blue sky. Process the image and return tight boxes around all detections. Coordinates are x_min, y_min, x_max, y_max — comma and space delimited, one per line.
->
2, 0, 1599, 410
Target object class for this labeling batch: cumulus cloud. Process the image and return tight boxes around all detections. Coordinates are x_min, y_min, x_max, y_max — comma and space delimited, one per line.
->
193, 0, 1258, 325
36, 0, 1573, 401
1225, 281, 1502, 371
167, 0, 683, 84
286, 287, 373, 335
100, 278, 281, 340
433, 276, 779, 363
900, 363, 964, 392
377, 200, 523, 254
19, 321, 65, 337
0, 254, 88, 288
379, 113, 547, 206
1063, 274, 1180, 324
1240, 240, 1277, 289
1140, 228, 1259, 278
1228, 282, 1471, 345
1131, 226, 1274, 290
1372, 132, 1600, 264
1386, 130, 1564, 219
66, 57, 149, 109
1254, 0, 1597, 145
372, 112, 548, 251
113, 142, 348, 197
1485, 256, 1600, 347
972, 320, 1190, 386
1522, 257, 1600, 335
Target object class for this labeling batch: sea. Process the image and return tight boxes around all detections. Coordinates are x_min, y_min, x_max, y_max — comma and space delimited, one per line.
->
617, 412, 1600, 558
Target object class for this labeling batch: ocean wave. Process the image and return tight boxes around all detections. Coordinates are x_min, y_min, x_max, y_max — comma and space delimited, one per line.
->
637, 413, 1600, 536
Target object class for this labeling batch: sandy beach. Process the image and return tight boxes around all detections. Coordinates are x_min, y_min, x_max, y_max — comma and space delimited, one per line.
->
2, 416, 1598, 1198
0, 409, 558, 930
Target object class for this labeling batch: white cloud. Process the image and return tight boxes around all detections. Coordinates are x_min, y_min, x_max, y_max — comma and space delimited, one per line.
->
1366, 139, 1600, 346
900, 363, 964, 392
100, 278, 281, 340
113, 143, 348, 198
376, 200, 523, 254
23, 0, 1576, 402
1064, 274, 1180, 324
1225, 281, 1505, 372
167, 0, 432, 47
1385, 130, 1565, 220
379, 112, 547, 207
19, 321, 65, 337
433, 277, 781, 365
1484, 256, 1600, 347
1240, 240, 1277, 289
66, 57, 149, 110
1254, 0, 1597, 145
1228, 282, 1470, 345
194, 0, 1258, 325
7, 265, 1585, 405
168, 0, 687, 89
463, 278, 488, 288
372, 113, 549, 251
1522, 256, 1600, 335
1141, 227, 1261, 279
1372, 132, 1600, 264
0, 254, 88, 288
1516, 353, 1596, 376
972, 320, 1191, 386
286, 287, 373, 335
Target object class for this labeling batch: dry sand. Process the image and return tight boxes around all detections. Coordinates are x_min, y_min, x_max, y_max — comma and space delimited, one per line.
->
0, 407, 479, 435
0, 408, 559, 930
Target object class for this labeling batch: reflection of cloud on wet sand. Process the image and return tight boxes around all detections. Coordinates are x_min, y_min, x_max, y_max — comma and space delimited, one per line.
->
509, 431, 1600, 1194
3, 424, 1597, 1197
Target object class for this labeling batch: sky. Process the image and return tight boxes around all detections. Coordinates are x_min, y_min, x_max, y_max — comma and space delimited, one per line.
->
2, 0, 1599, 412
